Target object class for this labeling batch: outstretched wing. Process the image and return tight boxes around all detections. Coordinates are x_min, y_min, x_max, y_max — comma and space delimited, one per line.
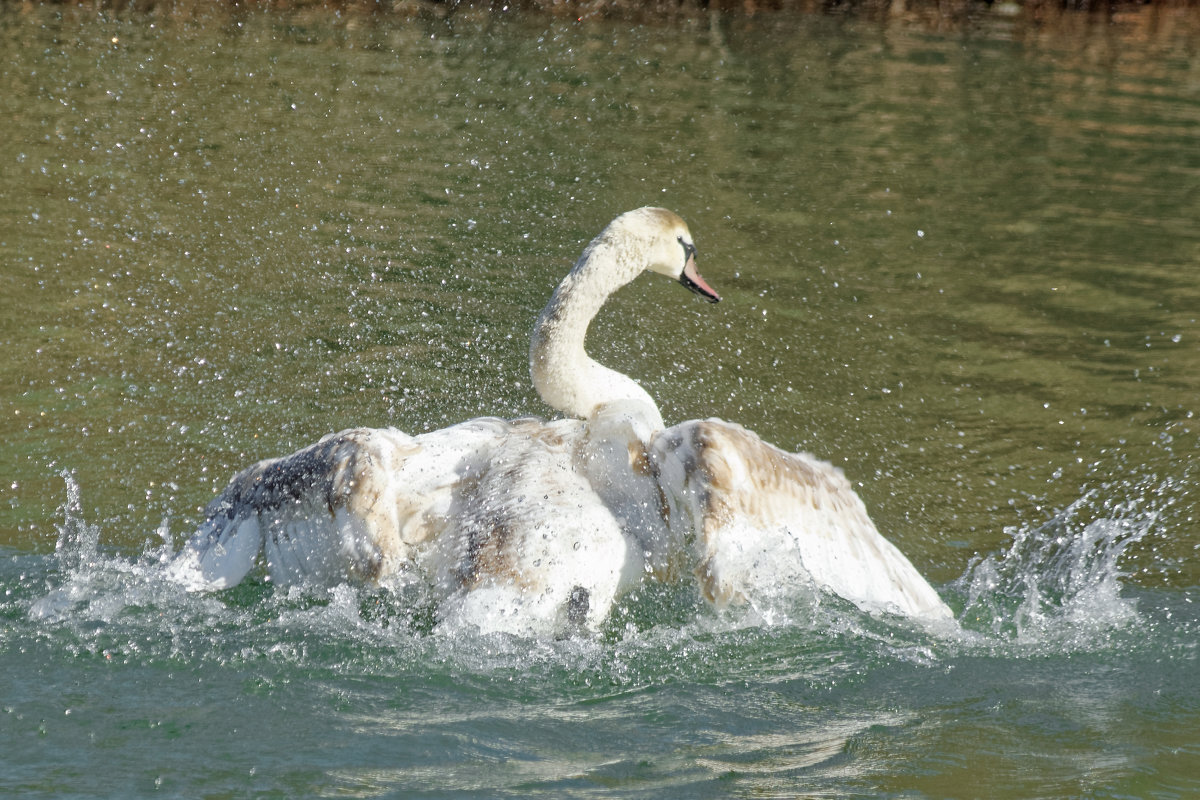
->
168, 418, 529, 591
651, 419, 952, 621
167, 427, 429, 590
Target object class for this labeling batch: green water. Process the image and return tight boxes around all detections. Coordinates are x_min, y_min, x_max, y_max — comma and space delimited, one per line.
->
2, 5, 1199, 797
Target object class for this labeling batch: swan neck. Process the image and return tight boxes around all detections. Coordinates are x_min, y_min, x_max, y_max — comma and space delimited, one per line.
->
536, 263, 606, 363
529, 240, 659, 426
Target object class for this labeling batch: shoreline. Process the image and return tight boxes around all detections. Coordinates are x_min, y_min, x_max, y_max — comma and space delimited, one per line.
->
7, 0, 1200, 27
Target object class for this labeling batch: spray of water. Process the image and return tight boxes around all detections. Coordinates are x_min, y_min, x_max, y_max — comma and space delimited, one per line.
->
950, 486, 1159, 653
50, 469, 100, 573
22, 468, 1170, 672
28, 471, 180, 627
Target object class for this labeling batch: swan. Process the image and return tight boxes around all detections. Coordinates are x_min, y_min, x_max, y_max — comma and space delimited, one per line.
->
168, 207, 952, 632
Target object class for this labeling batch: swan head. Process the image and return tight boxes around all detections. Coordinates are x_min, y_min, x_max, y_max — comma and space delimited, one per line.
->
614, 207, 721, 303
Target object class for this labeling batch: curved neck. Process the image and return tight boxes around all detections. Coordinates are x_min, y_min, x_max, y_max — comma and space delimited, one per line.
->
529, 240, 663, 430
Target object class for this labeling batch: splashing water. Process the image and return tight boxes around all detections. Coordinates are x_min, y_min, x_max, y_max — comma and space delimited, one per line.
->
23, 468, 1165, 665
7, 471, 1196, 799
50, 469, 100, 573
27, 472, 180, 627
952, 487, 1157, 653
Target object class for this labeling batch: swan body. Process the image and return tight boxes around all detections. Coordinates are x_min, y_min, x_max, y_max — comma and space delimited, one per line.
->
170, 207, 953, 632
167, 416, 644, 635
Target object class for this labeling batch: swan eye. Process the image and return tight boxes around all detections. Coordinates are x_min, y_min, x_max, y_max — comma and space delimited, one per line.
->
677, 236, 697, 262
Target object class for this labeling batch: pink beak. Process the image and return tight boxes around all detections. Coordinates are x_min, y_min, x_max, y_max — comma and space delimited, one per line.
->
680, 252, 721, 303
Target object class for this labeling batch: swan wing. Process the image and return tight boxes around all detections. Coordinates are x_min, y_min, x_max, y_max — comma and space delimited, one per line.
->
650, 419, 952, 621
167, 422, 511, 591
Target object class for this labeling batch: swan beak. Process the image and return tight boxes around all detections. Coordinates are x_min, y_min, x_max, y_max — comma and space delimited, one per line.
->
680, 253, 721, 303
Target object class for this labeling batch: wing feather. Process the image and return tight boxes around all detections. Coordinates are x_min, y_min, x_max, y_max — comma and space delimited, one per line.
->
169, 427, 443, 590
168, 418, 558, 593
651, 419, 952, 620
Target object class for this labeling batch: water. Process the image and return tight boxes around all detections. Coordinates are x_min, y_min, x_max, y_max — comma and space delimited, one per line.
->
3, 4, 1200, 796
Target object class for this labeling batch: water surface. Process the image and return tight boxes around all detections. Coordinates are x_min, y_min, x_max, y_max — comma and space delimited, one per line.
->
2, 5, 1199, 797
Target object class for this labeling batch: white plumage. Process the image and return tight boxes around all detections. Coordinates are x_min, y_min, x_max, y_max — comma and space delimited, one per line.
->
169, 207, 952, 632
652, 419, 951, 620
